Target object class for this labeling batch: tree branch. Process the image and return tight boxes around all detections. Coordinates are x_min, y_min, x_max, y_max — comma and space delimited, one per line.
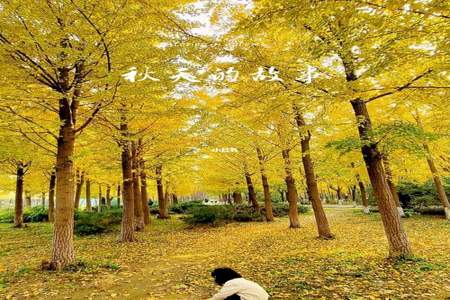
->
365, 69, 433, 103
74, 80, 120, 134
0, 105, 58, 139
18, 128, 57, 156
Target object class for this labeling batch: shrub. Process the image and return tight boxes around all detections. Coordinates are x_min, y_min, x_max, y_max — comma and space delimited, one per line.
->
185, 205, 233, 225
74, 208, 122, 235
183, 203, 309, 226
233, 209, 262, 222
149, 203, 159, 215
0, 206, 49, 223
365, 179, 449, 209
298, 205, 310, 214
74, 221, 107, 236
268, 203, 309, 217
24, 206, 48, 222
170, 200, 205, 214
411, 195, 439, 208
0, 210, 13, 223
397, 180, 448, 208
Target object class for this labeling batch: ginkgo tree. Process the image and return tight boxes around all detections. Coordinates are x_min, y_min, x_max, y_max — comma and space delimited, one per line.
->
0, 0, 197, 268
225, 0, 450, 258
0, 0, 448, 272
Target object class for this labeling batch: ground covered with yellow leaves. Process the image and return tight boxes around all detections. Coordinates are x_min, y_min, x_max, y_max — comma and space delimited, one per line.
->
1, 208, 449, 299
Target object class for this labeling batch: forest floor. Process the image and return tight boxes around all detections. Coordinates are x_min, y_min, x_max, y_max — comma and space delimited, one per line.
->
0, 208, 449, 300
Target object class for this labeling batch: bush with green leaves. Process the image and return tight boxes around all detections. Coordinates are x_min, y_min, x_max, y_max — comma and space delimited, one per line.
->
148, 203, 159, 215
148, 200, 206, 215
74, 208, 122, 235
0, 209, 13, 223
184, 205, 233, 225
183, 203, 309, 226
170, 200, 205, 214
233, 208, 263, 222
410, 195, 439, 208
397, 179, 449, 208
24, 206, 48, 222
267, 202, 309, 217
0, 206, 49, 223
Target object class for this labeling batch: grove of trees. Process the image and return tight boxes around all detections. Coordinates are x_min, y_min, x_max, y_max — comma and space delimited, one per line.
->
0, 0, 449, 271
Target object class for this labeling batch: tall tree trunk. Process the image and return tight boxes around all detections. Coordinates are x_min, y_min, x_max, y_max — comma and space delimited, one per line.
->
14, 162, 25, 228
232, 191, 243, 205
106, 184, 111, 208
46, 57, 87, 269
41, 192, 46, 207
352, 163, 370, 214
98, 184, 102, 212
85, 179, 91, 212
140, 159, 150, 225
237, 192, 243, 204
244, 169, 260, 212
228, 193, 233, 204
358, 178, 369, 214
327, 186, 334, 202
351, 98, 411, 257
133, 171, 144, 231
282, 149, 300, 228
48, 169, 56, 221
339, 51, 411, 257
156, 164, 168, 219
225, 193, 231, 204
423, 147, 450, 219
119, 115, 135, 242
414, 112, 450, 219
25, 191, 31, 207
117, 184, 121, 208
164, 182, 171, 206
350, 186, 357, 203
172, 193, 178, 204
131, 142, 144, 231
74, 170, 85, 210
51, 96, 77, 269
383, 155, 405, 217
256, 148, 273, 221
132, 143, 144, 230
293, 106, 333, 238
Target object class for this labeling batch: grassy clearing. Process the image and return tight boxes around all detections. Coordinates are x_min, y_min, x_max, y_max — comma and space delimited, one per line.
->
0, 208, 449, 299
